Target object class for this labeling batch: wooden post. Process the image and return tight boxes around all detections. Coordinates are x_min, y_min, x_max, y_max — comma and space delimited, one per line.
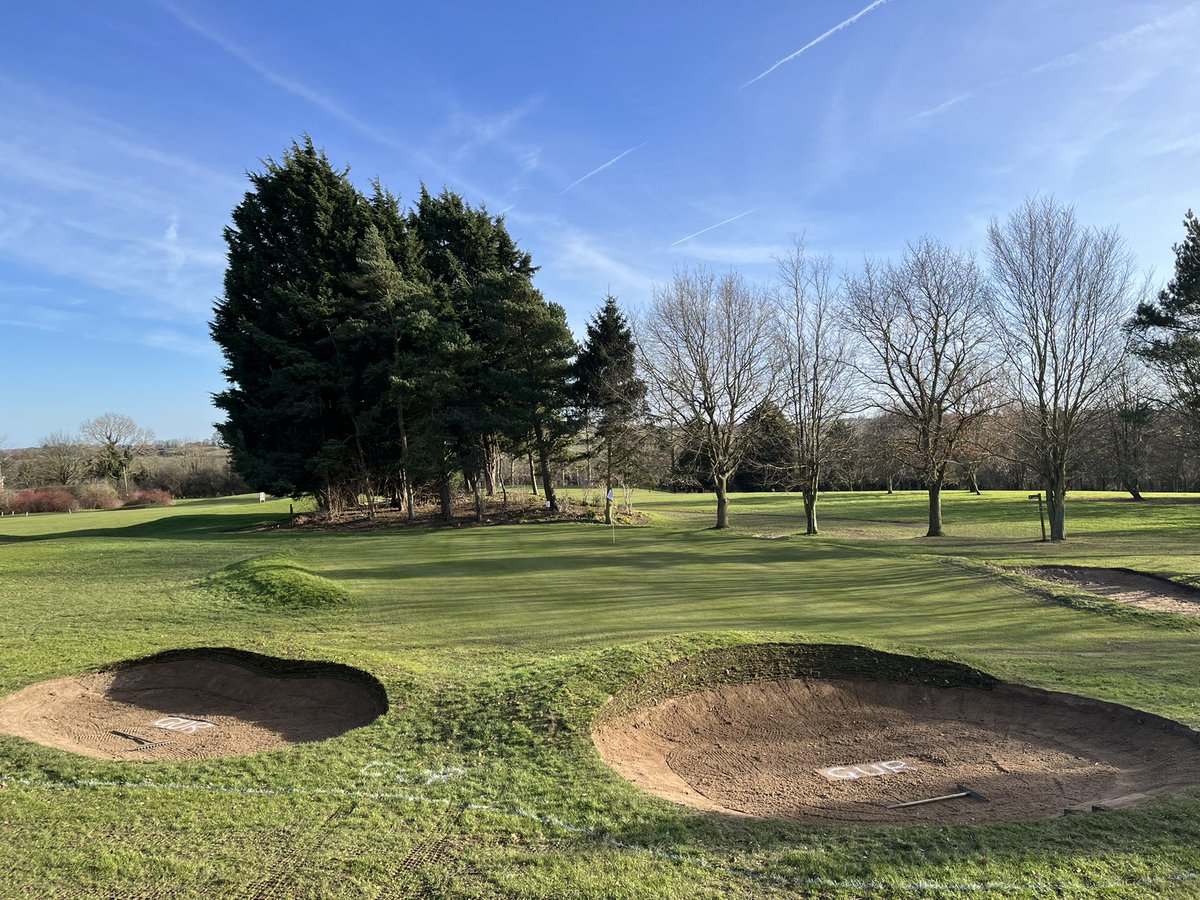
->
1028, 493, 1047, 542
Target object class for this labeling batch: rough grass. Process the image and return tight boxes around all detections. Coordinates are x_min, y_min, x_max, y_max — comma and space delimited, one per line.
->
205, 553, 350, 607
1, 490, 1200, 897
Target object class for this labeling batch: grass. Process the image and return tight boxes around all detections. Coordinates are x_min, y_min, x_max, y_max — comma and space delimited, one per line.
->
1, 488, 1200, 896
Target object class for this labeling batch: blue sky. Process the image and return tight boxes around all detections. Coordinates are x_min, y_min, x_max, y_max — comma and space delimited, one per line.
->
2, 0, 1198, 446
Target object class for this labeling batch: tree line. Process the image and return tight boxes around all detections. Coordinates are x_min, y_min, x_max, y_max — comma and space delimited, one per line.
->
0, 413, 245, 500
212, 137, 642, 524
211, 139, 1199, 543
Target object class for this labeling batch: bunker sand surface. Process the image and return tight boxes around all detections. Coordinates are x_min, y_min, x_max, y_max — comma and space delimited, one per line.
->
0, 649, 387, 760
1003, 565, 1200, 617
594, 678, 1200, 824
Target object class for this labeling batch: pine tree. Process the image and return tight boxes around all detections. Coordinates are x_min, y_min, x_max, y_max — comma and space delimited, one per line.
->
211, 137, 368, 513
574, 296, 647, 523
1130, 209, 1200, 420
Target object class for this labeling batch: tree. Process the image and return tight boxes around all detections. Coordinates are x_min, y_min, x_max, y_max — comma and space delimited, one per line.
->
211, 137, 368, 514
38, 431, 87, 485
1128, 209, 1200, 421
80, 413, 154, 493
640, 267, 777, 529
858, 413, 911, 493
735, 401, 795, 492
491, 282, 578, 515
1101, 349, 1160, 501
774, 238, 858, 534
844, 238, 999, 537
574, 296, 648, 523
350, 187, 442, 522
987, 196, 1136, 540
407, 187, 545, 520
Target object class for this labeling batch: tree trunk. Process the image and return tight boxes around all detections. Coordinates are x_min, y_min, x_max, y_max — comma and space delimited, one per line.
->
1045, 464, 1067, 541
803, 492, 818, 535
474, 478, 484, 523
536, 436, 558, 512
886, 474, 894, 495
802, 469, 819, 535
926, 482, 944, 537
438, 474, 452, 523
482, 447, 497, 496
714, 474, 729, 529
968, 469, 981, 495
528, 454, 539, 495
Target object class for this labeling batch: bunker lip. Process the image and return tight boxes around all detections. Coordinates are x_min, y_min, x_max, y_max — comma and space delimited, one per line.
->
592, 644, 1200, 825
1001, 564, 1200, 617
0, 647, 388, 761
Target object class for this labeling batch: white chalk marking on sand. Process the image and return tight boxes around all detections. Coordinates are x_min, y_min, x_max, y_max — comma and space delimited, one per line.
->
818, 759, 915, 781
1, 775, 1197, 894
153, 717, 215, 734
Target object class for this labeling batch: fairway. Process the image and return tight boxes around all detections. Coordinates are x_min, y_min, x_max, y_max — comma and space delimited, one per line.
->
2, 490, 1200, 897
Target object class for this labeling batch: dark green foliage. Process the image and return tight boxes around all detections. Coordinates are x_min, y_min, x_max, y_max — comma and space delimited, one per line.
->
211, 145, 578, 515
735, 402, 795, 492
574, 296, 647, 519
1130, 209, 1200, 418
211, 137, 368, 509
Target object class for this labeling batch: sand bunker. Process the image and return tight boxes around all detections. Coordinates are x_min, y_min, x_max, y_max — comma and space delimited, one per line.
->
593, 645, 1200, 824
1003, 565, 1200, 617
0, 648, 387, 760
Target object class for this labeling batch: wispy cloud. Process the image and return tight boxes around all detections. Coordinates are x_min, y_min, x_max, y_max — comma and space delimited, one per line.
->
156, 1, 396, 148
669, 208, 759, 247
155, 1, 505, 207
743, 0, 894, 88
559, 142, 647, 195
914, 3, 1200, 120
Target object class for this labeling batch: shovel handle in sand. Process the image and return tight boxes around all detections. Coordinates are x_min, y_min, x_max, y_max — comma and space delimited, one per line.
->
887, 784, 988, 809
111, 730, 172, 751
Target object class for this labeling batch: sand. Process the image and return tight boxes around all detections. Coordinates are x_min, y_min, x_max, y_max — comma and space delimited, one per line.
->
0, 650, 387, 761
593, 677, 1200, 824
1004, 565, 1200, 617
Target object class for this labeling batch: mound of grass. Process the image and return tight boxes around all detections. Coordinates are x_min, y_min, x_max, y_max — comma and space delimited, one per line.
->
205, 553, 350, 607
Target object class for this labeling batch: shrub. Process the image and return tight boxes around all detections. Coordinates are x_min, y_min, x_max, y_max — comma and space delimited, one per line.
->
0, 489, 80, 514
123, 488, 174, 507
76, 481, 122, 510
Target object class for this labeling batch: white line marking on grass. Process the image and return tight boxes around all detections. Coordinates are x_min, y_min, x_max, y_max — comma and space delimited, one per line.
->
2, 776, 1196, 894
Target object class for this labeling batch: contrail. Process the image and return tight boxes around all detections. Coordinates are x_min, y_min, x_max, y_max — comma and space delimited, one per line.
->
670, 208, 759, 247
743, 0, 894, 87
559, 142, 647, 195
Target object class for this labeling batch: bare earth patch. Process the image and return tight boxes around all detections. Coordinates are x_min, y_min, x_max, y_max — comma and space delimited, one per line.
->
593, 678, 1200, 825
0, 649, 387, 760
1003, 565, 1200, 616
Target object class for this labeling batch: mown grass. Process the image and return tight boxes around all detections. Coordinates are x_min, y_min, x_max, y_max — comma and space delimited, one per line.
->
1, 489, 1199, 897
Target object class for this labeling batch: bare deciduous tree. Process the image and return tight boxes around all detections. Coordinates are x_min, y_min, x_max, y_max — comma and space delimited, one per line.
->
987, 196, 1137, 540
640, 267, 777, 529
1101, 350, 1160, 502
38, 431, 87, 485
774, 237, 858, 534
845, 238, 1000, 536
80, 413, 155, 493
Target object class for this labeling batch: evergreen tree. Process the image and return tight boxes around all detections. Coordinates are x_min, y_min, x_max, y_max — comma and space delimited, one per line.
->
1129, 209, 1200, 420
408, 188, 557, 519
211, 137, 368, 512
574, 296, 647, 522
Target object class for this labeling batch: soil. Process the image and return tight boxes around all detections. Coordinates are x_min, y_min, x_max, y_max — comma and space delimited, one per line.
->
1004, 565, 1200, 616
0, 650, 387, 761
257, 493, 647, 533
592, 677, 1200, 824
